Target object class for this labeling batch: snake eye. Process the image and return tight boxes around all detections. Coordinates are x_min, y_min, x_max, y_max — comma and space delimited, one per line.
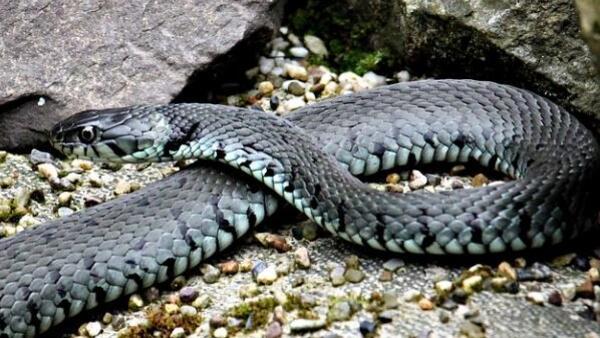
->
79, 126, 96, 143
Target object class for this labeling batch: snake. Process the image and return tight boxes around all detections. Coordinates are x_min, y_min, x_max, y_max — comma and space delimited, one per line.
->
0, 79, 597, 337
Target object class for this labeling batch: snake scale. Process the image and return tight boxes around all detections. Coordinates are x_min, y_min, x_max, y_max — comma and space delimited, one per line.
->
0, 79, 597, 337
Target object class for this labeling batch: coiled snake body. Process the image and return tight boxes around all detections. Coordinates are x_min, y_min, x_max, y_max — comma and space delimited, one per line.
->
0, 79, 597, 337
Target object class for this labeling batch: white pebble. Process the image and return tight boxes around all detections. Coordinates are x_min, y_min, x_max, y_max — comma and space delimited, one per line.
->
170, 327, 186, 338
213, 327, 228, 338
259, 57, 275, 74
396, 70, 411, 82
37, 97, 46, 106
279, 26, 289, 35
271, 37, 290, 51
526, 291, 547, 305
322, 81, 339, 97
362, 71, 387, 88
85, 321, 102, 337
289, 46, 309, 58
256, 265, 278, 284
284, 63, 308, 81
37, 163, 58, 181
283, 97, 306, 111
408, 170, 427, 190
304, 35, 328, 56
287, 33, 302, 46
338, 71, 369, 92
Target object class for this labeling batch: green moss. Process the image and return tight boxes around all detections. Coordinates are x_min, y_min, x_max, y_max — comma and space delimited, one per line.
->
228, 296, 278, 330
117, 304, 203, 338
285, 0, 396, 75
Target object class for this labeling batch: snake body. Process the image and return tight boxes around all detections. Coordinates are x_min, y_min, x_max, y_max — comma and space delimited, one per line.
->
0, 79, 597, 337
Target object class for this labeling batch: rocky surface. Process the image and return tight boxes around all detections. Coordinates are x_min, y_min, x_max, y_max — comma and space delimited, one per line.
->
1, 27, 600, 338
287, 0, 600, 133
0, 0, 285, 151
576, 0, 600, 72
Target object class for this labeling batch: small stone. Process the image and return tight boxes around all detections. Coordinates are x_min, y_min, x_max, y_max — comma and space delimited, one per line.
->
395, 70, 410, 82
294, 246, 311, 269
144, 287, 160, 302
450, 179, 464, 189
269, 95, 280, 110
114, 180, 132, 195
284, 80, 305, 96
576, 279, 595, 299
548, 290, 563, 306
378, 310, 395, 324
265, 321, 283, 338
192, 294, 211, 309
310, 83, 325, 94
179, 287, 199, 303
284, 63, 308, 81
219, 260, 239, 275
289, 46, 309, 58
435, 280, 454, 295
322, 81, 339, 97
514, 257, 527, 268
210, 314, 227, 328
357, 321, 377, 337
344, 255, 360, 269
283, 97, 306, 111
497, 261, 517, 280
200, 264, 221, 284
58, 192, 72, 206
450, 165, 466, 175
0, 177, 14, 188
180, 305, 197, 317
328, 301, 352, 321
101, 313, 113, 325
37, 163, 58, 181
289, 318, 326, 332
379, 270, 393, 281
239, 260, 253, 273
85, 322, 102, 337
256, 265, 278, 284
213, 327, 228, 338
418, 298, 434, 310
516, 262, 552, 281
301, 222, 318, 240
362, 71, 386, 88
258, 81, 274, 95
275, 257, 292, 276
29, 149, 53, 165
408, 170, 427, 190
287, 33, 301, 46
128, 294, 144, 310
303, 35, 328, 56
403, 289, 422, 302
164, 303, 179, 314
304, 91, 316, 102
170, 327, 185, 338
259, 57, 275, 74
386, 173, 401, 184
588, 267, 600, 282
72, 159, 93, 171
344, 268, 365, 283
462, 275, 483, 294
170, 275, 186, 289
526, 291, 546, 305
57, 207, 74, 217
471, 174, 489, 187
572, 255, 591, 271
383, 291, 399, 309
559, 283, 577, 301
330, 266, 346, 286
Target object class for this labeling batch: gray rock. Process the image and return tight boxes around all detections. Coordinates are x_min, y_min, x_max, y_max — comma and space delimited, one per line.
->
0, 1, 285, 150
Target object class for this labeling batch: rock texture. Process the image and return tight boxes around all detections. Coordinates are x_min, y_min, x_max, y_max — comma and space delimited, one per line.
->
288, 0, 599, 133
576, 0, 600, 72
0, 1, 284, 151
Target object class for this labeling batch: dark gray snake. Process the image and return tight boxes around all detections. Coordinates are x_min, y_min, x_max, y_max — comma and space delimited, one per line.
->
0, 79, 598, 337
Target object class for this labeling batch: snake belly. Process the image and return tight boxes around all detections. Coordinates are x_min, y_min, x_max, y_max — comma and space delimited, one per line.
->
0, 79, 598, 337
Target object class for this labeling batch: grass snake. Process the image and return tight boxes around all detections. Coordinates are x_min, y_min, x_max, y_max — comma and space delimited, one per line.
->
0, 79, 598, 337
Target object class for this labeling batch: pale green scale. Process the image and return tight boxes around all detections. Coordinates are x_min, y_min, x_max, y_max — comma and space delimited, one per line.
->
425, 242, 445, 255
403, 239, 424, 254
466, 242, 486, 254
381, 150, 396, 170
385, 239, 404, 253
489, 237, 506, 252
444, 239, 464, 254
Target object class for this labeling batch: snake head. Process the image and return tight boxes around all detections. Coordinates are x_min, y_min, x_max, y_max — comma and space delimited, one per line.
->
50, 106, 171, 163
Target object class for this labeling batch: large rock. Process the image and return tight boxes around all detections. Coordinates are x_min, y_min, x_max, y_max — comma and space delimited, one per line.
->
287, 0, 599, 134
0, 1, 285, 151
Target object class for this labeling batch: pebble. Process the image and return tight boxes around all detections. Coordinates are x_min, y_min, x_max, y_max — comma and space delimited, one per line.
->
283, 97, 306, 111
180, 305, 197, 316
471, 173, 489, 187
395, 70, 410, 82
256, 265, 278, 284
258, 81, 274, 95
362, 71, 386, 87
359, 320, 376, 335
383, 291, 399, 309
408, 170, 427, 190
462, 275, 483, 294
516, 263, 552, 281
435, 280, 454, 294
450, 165, 466, 175
382, 258, 404, 272
572, 255, 591, 271
192, 294, 211, 309
275, 257, 292, 276
378, 310, 395, 323
239, 260, 253, 273
403, 289, 422, 302
322, 81, 339, 97
576, 279, 595, 299
128, 294, 144, 310
57, 207, 75, 217
114, 180, 132, 195
269, 95, 280, 110
37, 163, 58, 181
164, 303, 179, 314
338, 71, 369, 91
379, 270, 393, 281
303, 35, 328, 56
210, 314, 227, 328
287, 33, 301, 46
213, 327, 228, 338
259, 57, 275, 74
284, 63, 308, 81
294, 246, 311, 269
219, 260, 239, 275
344, 268, 365, 283
265, 321, 283, 338
144, 287, 160, 302
170, 327, 185, 338
558, 283, 577, 301
29, 149, 53, 165
418, 298, 434, 310
289, 46, 309, 58
58, 192, 72, 206
72, 159, 93, 171
329, 301, 352, 321
289, 318, 326, 332
200, 264, 221, 283
284, 80, 305, 96
87, 173, 103, 187
179, 287, 199, 303
548, 290, 563, 306
497, 261, 517, 280
85, 321, 102, 337
330, 266, 346, 286
526, 291, 546, 305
